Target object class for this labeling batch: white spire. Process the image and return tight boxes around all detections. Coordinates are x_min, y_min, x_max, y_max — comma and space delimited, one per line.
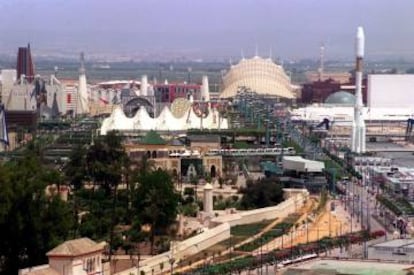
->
76, 52, 89, 115
201, 75, 210, 102
141, 75, 148, 96
79, 52, 85, 75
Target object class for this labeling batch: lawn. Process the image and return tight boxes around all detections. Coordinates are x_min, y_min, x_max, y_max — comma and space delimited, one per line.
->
231, 220, 273, 236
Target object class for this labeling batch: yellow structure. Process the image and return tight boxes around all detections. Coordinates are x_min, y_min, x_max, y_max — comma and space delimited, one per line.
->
220, 56, 297, 99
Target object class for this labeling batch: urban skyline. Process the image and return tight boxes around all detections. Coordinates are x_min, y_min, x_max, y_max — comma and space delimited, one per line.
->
2, 0, 414, 61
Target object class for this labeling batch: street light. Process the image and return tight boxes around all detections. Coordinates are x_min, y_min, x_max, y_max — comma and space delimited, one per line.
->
168, 241, 176, 275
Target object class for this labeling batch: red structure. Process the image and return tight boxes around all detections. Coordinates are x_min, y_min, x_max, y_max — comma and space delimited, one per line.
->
301, 77, 367, 105
16, 43, 35, 83
154, 83, 201, 103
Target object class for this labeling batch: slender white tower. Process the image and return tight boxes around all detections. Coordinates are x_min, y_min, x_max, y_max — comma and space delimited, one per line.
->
140, 75, 148, 96
351, 27, 366, 153
76, 52, 89, 115
201, 75, 210, 101
203, 183, 213, 216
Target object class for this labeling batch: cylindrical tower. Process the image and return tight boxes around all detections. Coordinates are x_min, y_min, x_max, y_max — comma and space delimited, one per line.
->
141, 75, 148, 96
203, 183, 213, 215
201, 75, 210, 101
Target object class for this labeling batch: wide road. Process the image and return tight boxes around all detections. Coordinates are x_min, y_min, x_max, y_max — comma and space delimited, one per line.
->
341, 178, 386, 233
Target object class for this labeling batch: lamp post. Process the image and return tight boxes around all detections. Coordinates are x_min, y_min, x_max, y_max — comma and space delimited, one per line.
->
168, 241, 176, 275
290, 230, 294, 260
260, 237, 263, 275
169, 257, 175, 275
228, 235, 233, 264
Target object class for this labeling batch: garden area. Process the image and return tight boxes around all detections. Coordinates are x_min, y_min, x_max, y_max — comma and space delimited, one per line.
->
237, 214, 301, 252
230, 220, 274, 237
177, 219, 276, 269
191, 230, 386, 274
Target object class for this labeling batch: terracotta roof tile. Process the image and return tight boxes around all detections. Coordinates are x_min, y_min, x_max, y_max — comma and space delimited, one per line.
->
46, 238, 105, 257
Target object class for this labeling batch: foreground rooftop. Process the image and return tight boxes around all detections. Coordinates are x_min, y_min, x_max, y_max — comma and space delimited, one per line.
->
284, 258, 414, 275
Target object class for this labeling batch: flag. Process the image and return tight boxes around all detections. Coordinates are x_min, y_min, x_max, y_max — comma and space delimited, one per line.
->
0, 104, 9, 146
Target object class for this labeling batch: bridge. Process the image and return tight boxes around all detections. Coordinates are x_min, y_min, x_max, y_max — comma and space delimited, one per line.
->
333, 132, 407, 138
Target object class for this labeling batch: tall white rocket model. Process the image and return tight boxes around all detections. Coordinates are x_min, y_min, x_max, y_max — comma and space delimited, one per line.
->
351, 27, 366, 153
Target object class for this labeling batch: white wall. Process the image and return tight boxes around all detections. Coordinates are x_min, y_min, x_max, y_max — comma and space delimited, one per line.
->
115, 190, 309, 275
116, 223, 231, 275
368, 74, 414, 108
211, 190, 308, 227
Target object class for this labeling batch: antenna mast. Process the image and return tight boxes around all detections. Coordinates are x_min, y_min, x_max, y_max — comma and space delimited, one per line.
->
318, 43, 325, 81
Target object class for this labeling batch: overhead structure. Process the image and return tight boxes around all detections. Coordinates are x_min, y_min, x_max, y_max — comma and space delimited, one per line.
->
76, 52, 90, 115
351, 27, 366, 154
220, 56, 296, 99
100, 104, 228, 134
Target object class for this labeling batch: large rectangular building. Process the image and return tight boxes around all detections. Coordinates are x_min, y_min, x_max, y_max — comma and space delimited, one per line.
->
154, 83, 201, 103
368, 74, 414, 108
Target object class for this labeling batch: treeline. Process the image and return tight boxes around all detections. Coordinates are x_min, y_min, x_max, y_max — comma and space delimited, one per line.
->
0, 132, 179, 274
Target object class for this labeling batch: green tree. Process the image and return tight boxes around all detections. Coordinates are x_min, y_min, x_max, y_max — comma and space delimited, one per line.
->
239, 177, 284, 209
85, 131, 128, 194
0, 152, 73, 274
132, 170, 180, 254
68, 131, 130, 260
65, 144, 88, 189
136, 155, 155, 176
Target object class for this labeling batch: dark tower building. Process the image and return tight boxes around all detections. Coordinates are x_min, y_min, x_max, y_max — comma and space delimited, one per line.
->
16, 43, 35, 83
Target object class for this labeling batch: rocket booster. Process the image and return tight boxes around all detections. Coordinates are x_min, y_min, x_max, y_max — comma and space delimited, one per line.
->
355, 26, 364, 108
352, 26, 366, 154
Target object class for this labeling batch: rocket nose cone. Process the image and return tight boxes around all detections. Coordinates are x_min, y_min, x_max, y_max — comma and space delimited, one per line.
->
356, 26, 365, 58
357, 27, 365, 40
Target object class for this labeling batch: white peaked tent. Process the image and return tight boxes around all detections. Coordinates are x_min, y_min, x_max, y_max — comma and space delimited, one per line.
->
100, 105, 229, 135
76, 53, 90, 115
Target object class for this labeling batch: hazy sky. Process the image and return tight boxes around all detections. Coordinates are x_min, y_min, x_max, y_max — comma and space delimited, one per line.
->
1, 0, 414, 60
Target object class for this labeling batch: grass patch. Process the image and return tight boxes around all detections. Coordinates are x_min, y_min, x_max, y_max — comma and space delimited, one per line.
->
237, 214, 301, 252
231, 220, 273, 236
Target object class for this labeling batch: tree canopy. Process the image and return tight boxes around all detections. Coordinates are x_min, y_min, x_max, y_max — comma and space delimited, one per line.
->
85, 131, 128, 194
0, 151, 73, 274
239, 178, 284, 209
132, 170, 180, 254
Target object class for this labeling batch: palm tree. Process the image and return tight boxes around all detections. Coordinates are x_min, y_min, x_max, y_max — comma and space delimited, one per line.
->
136, 155, 155, 176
